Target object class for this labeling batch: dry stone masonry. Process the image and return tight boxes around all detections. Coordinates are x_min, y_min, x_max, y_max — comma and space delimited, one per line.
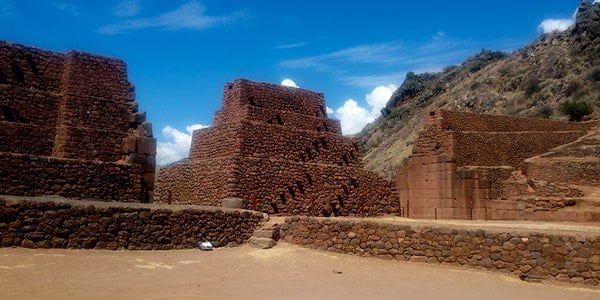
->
397, 110, 600, 221
156, 79, 397, 216
280, 216, 600, 285
0, 196, 264, 250
0, 41, 156, 202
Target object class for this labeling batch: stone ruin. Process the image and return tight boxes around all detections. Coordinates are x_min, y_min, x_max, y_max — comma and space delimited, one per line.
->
397, 109, 600, 221
0, 41, 155, 202
155, 79, 397, 216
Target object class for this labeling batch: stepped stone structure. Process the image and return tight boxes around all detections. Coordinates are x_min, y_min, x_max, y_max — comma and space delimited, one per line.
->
156, 79, 397, 216
397, 110, 600, 221
0, 41, 155, 202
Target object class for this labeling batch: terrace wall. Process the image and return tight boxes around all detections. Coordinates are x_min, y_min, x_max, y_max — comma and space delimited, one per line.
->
0, 196, 264, 250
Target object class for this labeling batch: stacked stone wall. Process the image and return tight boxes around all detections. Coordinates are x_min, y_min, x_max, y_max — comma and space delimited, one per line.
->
246, 107, 342, 134
438, 110, 598, 132
0, 153, 142, 201
156, 158, 236, 206
397, 110, 599, 221
156, 79, 396, 216
221, 79, 326, 119
0, 85, 60, 124
0, 197, 264, 250
238, 121, 360, 166
0, 41, 65, 91
280, 217, 600, 285
0, 123, 55, 155
188, 126, 242, 160
232, 158, 396, 216
0, 40, 155, 202
452, 131, 588, 167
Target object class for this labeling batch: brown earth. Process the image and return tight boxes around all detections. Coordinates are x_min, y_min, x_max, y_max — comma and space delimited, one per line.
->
1, 243, 599, 299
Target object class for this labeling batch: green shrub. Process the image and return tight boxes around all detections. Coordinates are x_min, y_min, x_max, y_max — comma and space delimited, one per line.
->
559, 100, 594, 121
524, 78, 541, 97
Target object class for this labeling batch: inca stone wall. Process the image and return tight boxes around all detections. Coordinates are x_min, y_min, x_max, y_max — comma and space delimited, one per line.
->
0, 41, 156, 202
280, 217, 600, 285
0, 196, 264, 250
396, 110, 600, 221
156, 79, 397, 216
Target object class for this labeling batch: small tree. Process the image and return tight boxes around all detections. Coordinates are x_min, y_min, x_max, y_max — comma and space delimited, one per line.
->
559, 100, 593, 121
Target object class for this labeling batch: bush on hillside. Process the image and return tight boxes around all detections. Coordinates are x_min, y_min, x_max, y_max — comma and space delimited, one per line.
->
524, 78, 541, 97
559, 100, 594, 121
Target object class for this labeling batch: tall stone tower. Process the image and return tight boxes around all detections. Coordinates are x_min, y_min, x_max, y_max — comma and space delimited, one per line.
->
0, 41, 155, 202
156, 79, 396, 216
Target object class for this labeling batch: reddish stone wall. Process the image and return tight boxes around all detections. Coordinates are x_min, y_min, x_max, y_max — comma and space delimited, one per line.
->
156, 79, 397, 216
0, 153, 142, 201
397, 110, 599, 221
280, 217, 600, 285
0, 40, 155, 202
0, 196, 264, 250
437, 109, 597, 132
156, 158, 236, 206
452, 131, 588, 167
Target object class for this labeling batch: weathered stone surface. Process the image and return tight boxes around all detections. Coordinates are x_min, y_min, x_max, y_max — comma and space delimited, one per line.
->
0, 40, 156, 203
0, 196, 264, 250
248, 237, 277, 249
280, 217, 600, 286
155, 79, 397, 217
397, 109, 600, 221
222, 197, 246, 209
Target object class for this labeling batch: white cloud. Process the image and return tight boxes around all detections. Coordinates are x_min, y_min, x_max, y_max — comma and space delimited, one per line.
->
279, 42, 404, 70
112, 0, 141, 17
99, 1, 245, 35
432, 31, 446, 41
53, 1, 81, 16
538, 18, 574, 33
331, 84, 397, 135
281, 78, 299, 88
326, 106, 334, 115
366, 85, 396, 113
334, 99, 374, 135
274, 42, 308, 50
156, 124, 208, 165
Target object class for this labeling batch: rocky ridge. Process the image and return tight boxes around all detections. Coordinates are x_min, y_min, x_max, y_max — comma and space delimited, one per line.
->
359, 0, 600, 180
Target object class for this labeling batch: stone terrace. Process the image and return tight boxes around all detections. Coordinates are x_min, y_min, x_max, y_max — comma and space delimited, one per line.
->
156, 79, 397, 217
396, 110, 600, 221
0, 41, 155, 202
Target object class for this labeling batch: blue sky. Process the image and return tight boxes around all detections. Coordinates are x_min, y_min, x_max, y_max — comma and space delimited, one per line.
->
0, 0, 585, 164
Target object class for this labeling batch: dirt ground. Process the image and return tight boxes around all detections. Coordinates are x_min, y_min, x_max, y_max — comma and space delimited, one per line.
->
1, 243, 599, 300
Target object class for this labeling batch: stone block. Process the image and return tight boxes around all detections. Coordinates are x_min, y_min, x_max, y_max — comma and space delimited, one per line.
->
122, 136, 137, 153
136, 137, 156, 156
143, 173, 155, 190
222, 197, 246, 209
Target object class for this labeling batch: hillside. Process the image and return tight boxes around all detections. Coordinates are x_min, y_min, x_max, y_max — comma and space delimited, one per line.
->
359, 0, 600, 180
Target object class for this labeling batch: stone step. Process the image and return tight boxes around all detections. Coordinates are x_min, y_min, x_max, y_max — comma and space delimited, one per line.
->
248, 216, 284, 249
253, 228, 279, 239
248, 237, 277, 249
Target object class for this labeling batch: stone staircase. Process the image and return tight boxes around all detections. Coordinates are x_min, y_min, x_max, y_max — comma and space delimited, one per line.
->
248, 217, 284, 249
